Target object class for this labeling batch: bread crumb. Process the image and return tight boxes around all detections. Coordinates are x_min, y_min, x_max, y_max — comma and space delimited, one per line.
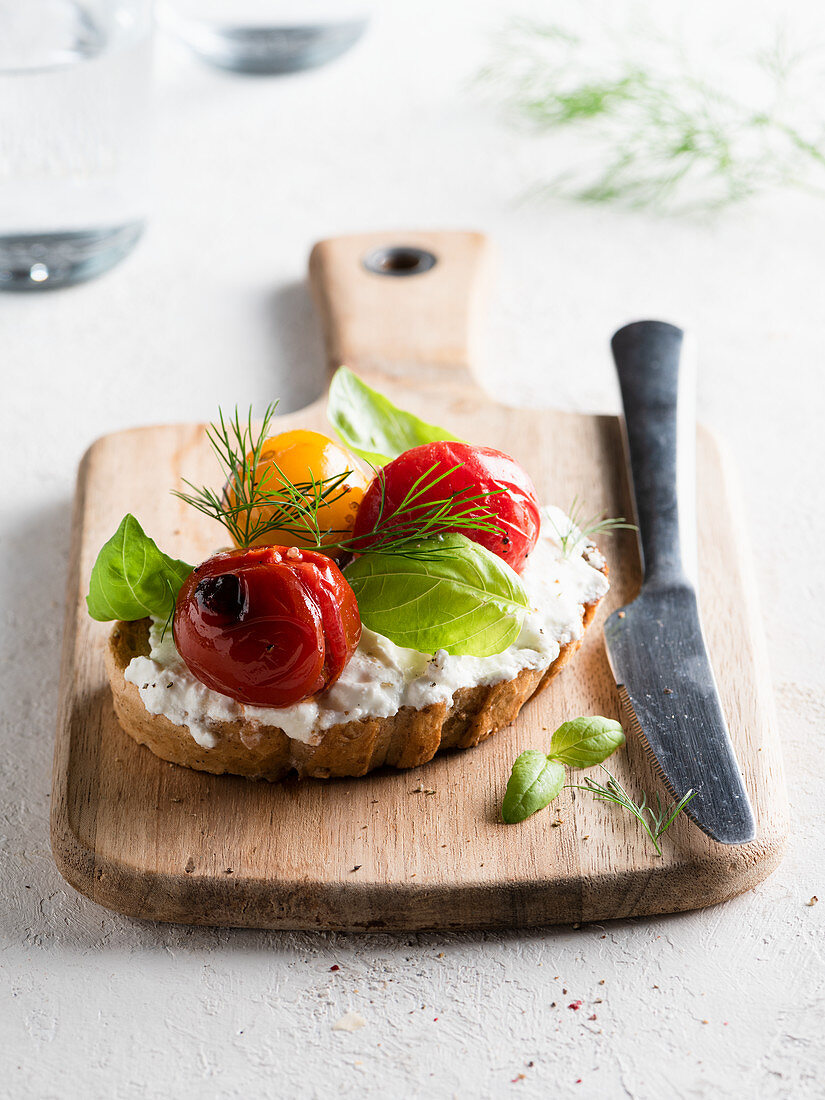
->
333, 1012, 366, 1032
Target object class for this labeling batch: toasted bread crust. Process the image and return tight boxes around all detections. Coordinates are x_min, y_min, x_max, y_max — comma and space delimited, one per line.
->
105, 578, 604, 781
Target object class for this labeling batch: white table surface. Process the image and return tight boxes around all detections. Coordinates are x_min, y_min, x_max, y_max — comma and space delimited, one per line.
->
3, 2, 824, 1097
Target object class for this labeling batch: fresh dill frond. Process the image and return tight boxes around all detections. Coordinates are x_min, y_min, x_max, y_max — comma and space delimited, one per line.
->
174, 409, 506, 558
480, 14, 825, 214
568, 765, 697, 856
342, 463, 506, 559
173, 404, 355, 549
550, 495, 635, 557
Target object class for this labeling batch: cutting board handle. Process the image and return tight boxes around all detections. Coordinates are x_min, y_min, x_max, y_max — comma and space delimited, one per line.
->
308, 230, 489, 395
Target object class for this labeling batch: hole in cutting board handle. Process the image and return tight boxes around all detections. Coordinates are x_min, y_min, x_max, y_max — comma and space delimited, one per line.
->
362, 246, 437, 276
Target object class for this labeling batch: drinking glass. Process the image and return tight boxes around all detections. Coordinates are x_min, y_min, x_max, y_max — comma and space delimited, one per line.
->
161, 0, 371, 75
0, 0, 153, 290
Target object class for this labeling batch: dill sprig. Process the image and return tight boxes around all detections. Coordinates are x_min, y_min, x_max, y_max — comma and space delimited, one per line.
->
173, 405, 356, 549
173, 406, 506, 556
480, 16, 825, 213
568, 764, 697, 856
347, 463, 505, 559
550, 496, 635, 557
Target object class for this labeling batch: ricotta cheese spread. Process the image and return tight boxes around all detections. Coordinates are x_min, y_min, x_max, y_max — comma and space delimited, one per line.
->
123, 507, 609, 749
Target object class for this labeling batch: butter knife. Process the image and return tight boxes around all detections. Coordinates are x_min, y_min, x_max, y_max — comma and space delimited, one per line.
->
605, 320, 756, 844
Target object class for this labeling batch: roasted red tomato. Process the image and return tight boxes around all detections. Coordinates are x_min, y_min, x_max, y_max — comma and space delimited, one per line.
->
351, 441, 541, 573
173, 545, 361, 707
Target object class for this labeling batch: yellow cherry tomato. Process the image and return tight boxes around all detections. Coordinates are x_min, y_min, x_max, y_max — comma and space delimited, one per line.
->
228, 429, 370, 553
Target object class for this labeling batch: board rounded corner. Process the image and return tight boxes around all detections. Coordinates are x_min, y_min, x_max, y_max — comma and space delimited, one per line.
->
49, 802, 159, 923
613, 825, 790, 922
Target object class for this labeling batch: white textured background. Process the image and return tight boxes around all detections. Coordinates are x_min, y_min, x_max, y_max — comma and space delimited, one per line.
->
2, 1, 824, 1097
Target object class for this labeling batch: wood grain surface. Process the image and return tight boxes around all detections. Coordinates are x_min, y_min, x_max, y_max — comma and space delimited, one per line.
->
51, 231, 788, 929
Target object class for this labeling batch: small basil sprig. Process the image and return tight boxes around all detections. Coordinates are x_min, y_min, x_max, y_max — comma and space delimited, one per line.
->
344, 533, 530, 657
501, 716, 625, 823
86, 514, 193, 623
327, 366, 464, 467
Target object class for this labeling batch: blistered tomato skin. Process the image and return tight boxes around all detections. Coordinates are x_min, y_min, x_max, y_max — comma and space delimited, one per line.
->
173, 546, 361, 708
352, 442, 541, 573
228, 430, 370, 555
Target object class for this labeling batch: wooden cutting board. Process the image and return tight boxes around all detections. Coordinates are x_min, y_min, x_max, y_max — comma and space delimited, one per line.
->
51, 231, 788, 929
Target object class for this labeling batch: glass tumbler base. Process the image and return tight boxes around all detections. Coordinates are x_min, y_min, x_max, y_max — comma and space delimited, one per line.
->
179, 20, 368, 74
0, 221, 144, 290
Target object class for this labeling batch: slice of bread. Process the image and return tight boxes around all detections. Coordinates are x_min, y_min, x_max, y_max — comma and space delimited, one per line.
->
104, 552, 606, 781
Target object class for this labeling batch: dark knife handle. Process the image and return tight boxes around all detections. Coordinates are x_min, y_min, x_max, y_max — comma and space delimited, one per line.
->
611, 320, 694, 589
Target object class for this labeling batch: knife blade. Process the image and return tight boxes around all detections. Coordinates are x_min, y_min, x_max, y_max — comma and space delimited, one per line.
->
605, 320, 756, 845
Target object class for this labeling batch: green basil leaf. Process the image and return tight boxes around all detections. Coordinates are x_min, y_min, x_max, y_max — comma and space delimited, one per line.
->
86, 514, 193, 623
502, 751, 565, 823
327, 365, 464, 467
344, 533, 530, 657
548, 716, 625, 768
